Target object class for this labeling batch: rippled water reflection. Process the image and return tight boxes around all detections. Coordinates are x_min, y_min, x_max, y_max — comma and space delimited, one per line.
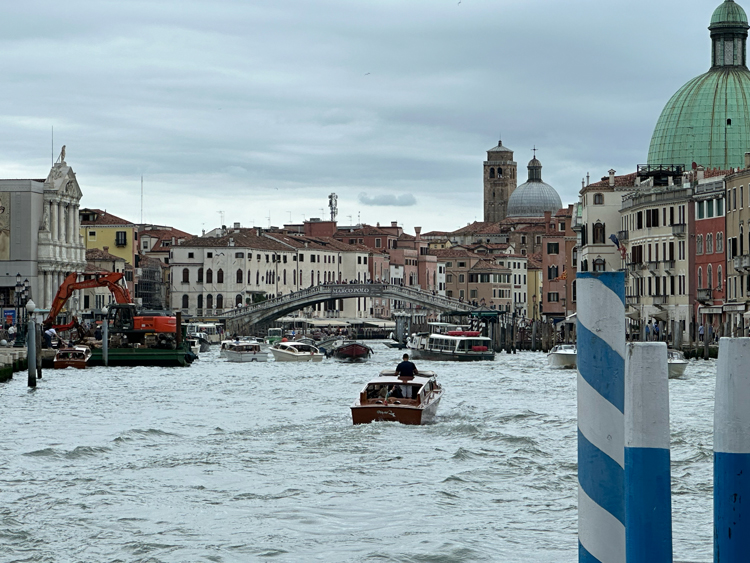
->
0, 345, 715, 562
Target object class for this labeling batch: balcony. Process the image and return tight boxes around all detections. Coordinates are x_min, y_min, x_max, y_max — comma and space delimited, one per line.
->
626, 295, 640, 305
663, 259, 675, 272
671, 223, 686, 237
647, 261, 660, 272
617, 230, 629, 242
697, 288, 713, 303
733, 254, 750, 272
652, 295, 668, 306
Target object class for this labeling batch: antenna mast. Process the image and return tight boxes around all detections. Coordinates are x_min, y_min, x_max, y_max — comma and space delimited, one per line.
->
328, 193, 338, 222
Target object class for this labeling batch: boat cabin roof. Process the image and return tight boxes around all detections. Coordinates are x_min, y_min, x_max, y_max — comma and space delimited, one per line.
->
366, 369, 437, 385
426, 333, 491, 341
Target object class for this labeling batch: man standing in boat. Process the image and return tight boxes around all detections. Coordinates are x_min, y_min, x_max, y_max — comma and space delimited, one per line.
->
395, 353, 418, 378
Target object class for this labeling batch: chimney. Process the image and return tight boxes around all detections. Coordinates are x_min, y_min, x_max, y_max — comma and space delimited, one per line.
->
391, 221, 398, 228
414, 226, 421, 240
234, 222, 240, 229
697, 165, 705, 181
103, 246, 109, 253
608, 169, 616, 187
544, 211, 551, 235
745, 152, 750, 169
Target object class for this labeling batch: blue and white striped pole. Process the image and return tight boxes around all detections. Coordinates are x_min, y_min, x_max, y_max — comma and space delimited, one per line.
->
577, 271, 626, 563
624, 342, 672, 562
714, 337, 750, 562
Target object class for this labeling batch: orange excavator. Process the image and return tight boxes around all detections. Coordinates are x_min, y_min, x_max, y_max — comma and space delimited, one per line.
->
44, 272, 176, 344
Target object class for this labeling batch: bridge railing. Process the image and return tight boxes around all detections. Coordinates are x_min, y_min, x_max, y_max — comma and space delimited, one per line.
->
217, 283, 473, 320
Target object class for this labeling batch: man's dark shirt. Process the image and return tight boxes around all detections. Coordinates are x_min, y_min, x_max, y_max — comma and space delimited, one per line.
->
396, 360, 417, 378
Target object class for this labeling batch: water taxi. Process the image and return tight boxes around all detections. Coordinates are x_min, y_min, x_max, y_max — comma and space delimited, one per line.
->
225, 340, 268, 362
53, 345, 92, 369
330, 340, 373, 361
407, 331, 494, 361
547, 344, 577, 369
270, 341, 325, 362
351, 370, 443, 425
668, 349, 688, 378
264, 327, 283, 345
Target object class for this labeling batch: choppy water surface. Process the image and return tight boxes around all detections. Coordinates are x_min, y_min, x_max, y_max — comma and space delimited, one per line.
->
0, 345, 715, 562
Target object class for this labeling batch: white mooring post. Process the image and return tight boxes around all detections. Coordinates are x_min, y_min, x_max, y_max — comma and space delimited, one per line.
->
102, 306, 109, 367
714, 337, 750, 562
26, 300, 36, 388
576, 271, 626, 563
624, 342, 672, 562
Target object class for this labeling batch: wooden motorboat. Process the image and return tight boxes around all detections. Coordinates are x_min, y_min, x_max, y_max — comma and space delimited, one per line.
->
270, 341, 324, 362
53, 345, 92, 369
185, 337, 201, 356
547, 344, 577, 369
351, 370, 443, 425
668, 349, 688, 378
330, 340, 373, 361
407, 331, 495, 361
225, 340, 268, 362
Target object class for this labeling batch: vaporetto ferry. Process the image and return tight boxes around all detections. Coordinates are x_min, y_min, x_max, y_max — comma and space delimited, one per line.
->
407, 329, 495, 361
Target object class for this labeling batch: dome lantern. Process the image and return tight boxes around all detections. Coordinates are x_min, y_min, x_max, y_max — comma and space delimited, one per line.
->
709, 0, 749, 68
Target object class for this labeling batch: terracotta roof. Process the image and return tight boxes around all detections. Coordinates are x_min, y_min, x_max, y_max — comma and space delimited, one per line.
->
429, 248, 476, 259
452, 221, 505, 235
585, 172, 638, 189
140, 228, 193, 252
334, 224, 395, 237
422, 230, 451, 237
468, 259, 510, 272
84, 263, 109, 274
80, 208, 135, 226
86, 248, 123, 261
180, 232, 292, 251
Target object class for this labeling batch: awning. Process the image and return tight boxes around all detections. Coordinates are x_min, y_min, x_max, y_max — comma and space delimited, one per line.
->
625, 309, 640, 320
306, 319, 350, 327
651, 310, 670, 321
698, 306, 723, 315
364, 320, 396, 329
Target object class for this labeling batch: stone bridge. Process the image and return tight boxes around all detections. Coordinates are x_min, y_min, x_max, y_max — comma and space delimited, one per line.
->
219, 283, 476, 334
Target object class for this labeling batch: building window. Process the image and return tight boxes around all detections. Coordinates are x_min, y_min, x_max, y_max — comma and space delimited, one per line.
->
115, 231, 127, 246
708, 264, 713, 288
718, 265, 723, 289
697, 235, 703, 254
717, 232, 724, 253
216, 294, 223, 309
88, 231, 96, 239
572, 248, 578, 266
547, 292, 559, 302
593, 223, 605, 244
470, 289, 477, 299
593, 258, 606, 272
594, 193, 604, 205
206, 269, 213, 284
206, 294, 213, 309
236, 294, 243, 306
197, 295, 203, 310
458, 274, 465, 283
182, 295, 189, 309
235, 252, 244, 258
706, 233, 713, 254
188, 252, 194, 258
182, 268, 189, 283
698, 267, 703, 289
207, 252, 213, 258
559, 222, 565, 232
197, 268, 203, 283
236, 269, 243, 284
217, 269, 224, 284
547, 242, 559, 254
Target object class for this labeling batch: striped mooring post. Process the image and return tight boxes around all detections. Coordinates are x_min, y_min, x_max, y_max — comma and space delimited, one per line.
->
624, 342, 672, 562
577, 271, 625, 563
714, 337, 750, 562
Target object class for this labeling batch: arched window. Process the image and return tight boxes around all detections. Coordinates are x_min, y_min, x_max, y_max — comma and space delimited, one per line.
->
572, 280, 577, 302
311, 271, 314, 285
593, 222, 605, 244
206, 294, 213, 309
741, 226, 745, 256
236, 269, 243, 284
593, 258, 605, 272
182, 294, 189, 309
216, 294, 224, 309
182, 268, 189, 283
698, 267, 703, 289
256, 271, 260, 285
197, 294, 203, 310
581, 259, 588, 272
498, 167, 503, 177
235, 294, 242, 306
197, 268, 204, 283
247, 270, 251, 285
708, 264, 713, 288
283, 269, 287, 285
717, 232, 724, 253
696, 235, 703, 255
572, 248, 578, 266
217, 269, 224, 284
293, 269, 297, 285
489, 167, 495, 179
206, 269, 213, 283
718, 265, 723, 289
706, 233, 713, 254
594, 193, 604, 205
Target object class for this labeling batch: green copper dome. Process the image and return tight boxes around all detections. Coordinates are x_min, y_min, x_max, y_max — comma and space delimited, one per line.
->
711, 0, 748, 26
648, 1, 750, 170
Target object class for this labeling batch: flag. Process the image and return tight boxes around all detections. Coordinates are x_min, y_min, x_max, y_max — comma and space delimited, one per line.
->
609, 233, 620, 249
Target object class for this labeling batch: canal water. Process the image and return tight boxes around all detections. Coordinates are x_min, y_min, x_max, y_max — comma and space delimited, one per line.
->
0, 344, 715, 562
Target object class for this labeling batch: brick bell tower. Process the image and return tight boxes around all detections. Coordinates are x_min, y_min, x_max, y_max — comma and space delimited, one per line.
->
483, 140, 517, 222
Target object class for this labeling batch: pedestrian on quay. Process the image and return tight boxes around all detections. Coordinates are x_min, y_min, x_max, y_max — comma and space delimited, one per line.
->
699, 323, 704, 342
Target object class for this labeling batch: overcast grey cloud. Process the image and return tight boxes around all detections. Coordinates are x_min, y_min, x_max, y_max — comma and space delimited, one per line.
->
358, 192, 416, 207
0, 0, 719, 234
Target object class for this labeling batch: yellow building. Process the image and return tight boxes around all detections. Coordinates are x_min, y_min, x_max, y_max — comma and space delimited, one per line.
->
79, 208, 137, 294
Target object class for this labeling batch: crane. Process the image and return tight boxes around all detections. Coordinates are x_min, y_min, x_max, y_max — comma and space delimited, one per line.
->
44, 272, 132, 330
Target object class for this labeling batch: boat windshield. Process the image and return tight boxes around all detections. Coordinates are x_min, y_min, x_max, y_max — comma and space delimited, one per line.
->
457, 339, 490, 351
366, 382, 423, 400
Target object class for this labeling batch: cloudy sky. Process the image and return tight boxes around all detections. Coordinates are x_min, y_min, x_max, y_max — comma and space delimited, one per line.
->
0, 0, 724, 235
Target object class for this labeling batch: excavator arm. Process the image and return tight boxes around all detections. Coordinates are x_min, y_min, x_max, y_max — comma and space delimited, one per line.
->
44, 272, 133, 328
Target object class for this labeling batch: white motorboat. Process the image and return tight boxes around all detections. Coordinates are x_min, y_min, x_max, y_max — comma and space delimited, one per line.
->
185, 337, 201, 356
270, 341, 324, 362
547, 344, 577, 369
668, 349, 688, 378
407, 330, 495, 361
225, 340, 268, 362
